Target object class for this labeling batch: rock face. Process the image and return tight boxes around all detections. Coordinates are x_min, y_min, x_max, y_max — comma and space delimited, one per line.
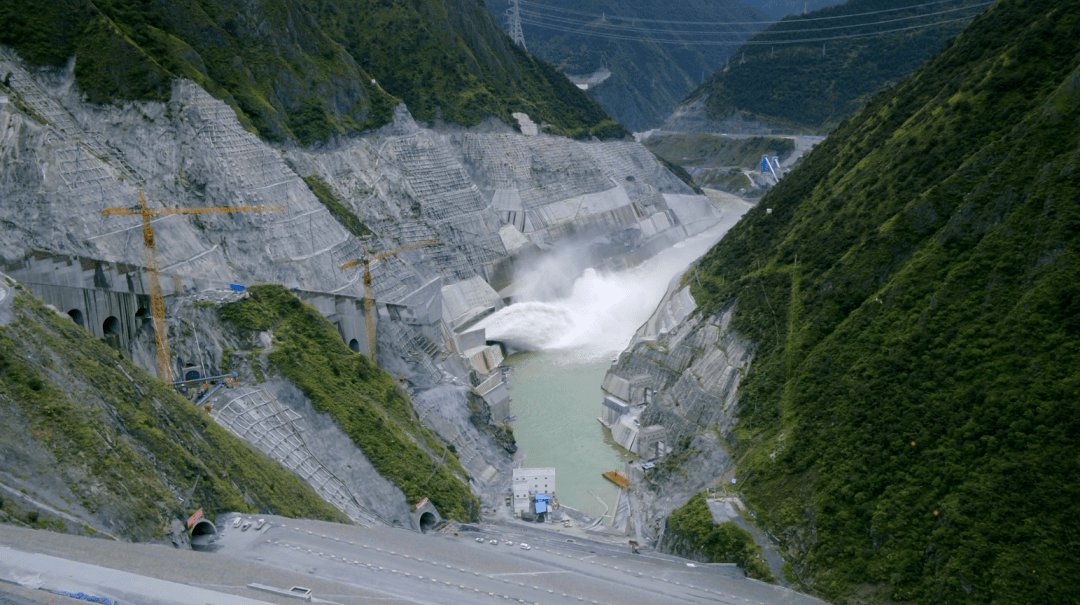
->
599, 278, 753, 544
0, 44, 726, 527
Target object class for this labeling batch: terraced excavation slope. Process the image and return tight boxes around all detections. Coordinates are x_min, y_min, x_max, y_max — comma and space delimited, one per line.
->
668, 0, 983, 134
0, 280, 344, 541
219, 285, 480, 521
686, 0, 1079, 601
0, 0, 624, 143
489, 0, 770, 132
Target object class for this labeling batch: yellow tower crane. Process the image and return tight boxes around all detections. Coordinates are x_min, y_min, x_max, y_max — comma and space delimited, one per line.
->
102, 192, 284, 384
340, 238, 436, 364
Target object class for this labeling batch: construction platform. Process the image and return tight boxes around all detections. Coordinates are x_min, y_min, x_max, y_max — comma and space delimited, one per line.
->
602, 470, 630, 489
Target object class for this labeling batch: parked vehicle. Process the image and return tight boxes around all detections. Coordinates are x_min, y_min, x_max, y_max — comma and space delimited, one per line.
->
254, 518, 265, 530
488, 539, 498, 545
476, 537, 485, 543
241, 521, 252, 531
232, 517, 242, 528
520, 543, 531, 550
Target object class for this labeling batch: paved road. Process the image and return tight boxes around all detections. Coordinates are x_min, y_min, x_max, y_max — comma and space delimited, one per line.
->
0, 516, 825, 605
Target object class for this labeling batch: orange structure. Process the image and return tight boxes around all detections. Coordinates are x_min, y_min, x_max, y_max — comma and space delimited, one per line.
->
102, 192, 284, 384
602, 470, 631, 489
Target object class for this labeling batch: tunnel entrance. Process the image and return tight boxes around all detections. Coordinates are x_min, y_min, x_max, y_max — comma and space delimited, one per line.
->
419, 512, 437, 534
67, 309, 84, 327
189, 519, 218, 551
349, 339, 360, 353
102, 316, 121, 351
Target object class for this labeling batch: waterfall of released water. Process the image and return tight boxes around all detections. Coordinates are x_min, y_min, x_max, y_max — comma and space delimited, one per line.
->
478, 218, 741, 361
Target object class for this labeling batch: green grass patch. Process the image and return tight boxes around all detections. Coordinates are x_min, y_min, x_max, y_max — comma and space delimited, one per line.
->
664, 493, 774, 582
302, 175, 372, 239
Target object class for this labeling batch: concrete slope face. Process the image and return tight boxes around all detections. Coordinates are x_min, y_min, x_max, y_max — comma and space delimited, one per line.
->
601, 284, 752, 544
0, 45, 724, 528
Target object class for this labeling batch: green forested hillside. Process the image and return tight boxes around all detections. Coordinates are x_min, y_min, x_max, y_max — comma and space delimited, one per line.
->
681, 0, 984, 133
687, 0, 1080, 601
489, 0, 769, 131
0, 0, 625, 143
663, 493, 774, 582
0, 284, 344, 541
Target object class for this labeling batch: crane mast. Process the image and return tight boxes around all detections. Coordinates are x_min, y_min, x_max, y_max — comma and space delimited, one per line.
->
340, 238, 436, 364
102, 192, 284, 384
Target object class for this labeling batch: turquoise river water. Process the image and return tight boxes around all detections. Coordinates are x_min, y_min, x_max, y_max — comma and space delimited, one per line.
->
477, 198, 751, 522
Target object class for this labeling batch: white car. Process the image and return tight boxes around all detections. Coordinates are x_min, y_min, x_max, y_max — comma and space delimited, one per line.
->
488, 539, 498, 545
520, 543, 530, 550
232, 517, 242, 528
504, 540, 514, 546
241, 521, 252, 531
254, 518, 266, 530
476, 537, 485, 543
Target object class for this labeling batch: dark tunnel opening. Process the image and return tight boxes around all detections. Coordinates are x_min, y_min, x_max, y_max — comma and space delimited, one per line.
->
419, 512, 437, 534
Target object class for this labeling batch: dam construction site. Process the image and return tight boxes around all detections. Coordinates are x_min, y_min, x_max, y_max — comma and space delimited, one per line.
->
0, 35, 813, 605
4, 0, 1077, 603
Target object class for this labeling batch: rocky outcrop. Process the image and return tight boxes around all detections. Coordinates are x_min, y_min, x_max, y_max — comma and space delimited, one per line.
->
600, 278, 754, 544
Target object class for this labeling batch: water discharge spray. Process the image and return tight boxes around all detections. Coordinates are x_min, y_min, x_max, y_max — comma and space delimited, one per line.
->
478, 207, 750, 363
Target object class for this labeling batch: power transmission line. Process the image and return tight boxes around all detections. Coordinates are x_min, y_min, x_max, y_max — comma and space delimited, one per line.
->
517, 14, 980, 46
518, 1, 991, 37
508, 0, 528, 50
517, 0, 984, 26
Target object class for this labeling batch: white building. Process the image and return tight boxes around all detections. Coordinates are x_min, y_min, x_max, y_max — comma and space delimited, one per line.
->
512, 467, 556, 515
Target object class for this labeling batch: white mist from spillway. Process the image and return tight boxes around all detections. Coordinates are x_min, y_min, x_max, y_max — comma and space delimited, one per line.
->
478, 215, 746, 364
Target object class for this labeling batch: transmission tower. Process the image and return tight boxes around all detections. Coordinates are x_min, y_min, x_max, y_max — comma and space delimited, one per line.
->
507, 0, 527, 51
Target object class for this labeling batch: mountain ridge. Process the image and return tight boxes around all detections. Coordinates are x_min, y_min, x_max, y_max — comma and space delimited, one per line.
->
0, 0, 626, 144
667, 0, 984, 134
682, 0, 1080, 600
491, 0, 771, 132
